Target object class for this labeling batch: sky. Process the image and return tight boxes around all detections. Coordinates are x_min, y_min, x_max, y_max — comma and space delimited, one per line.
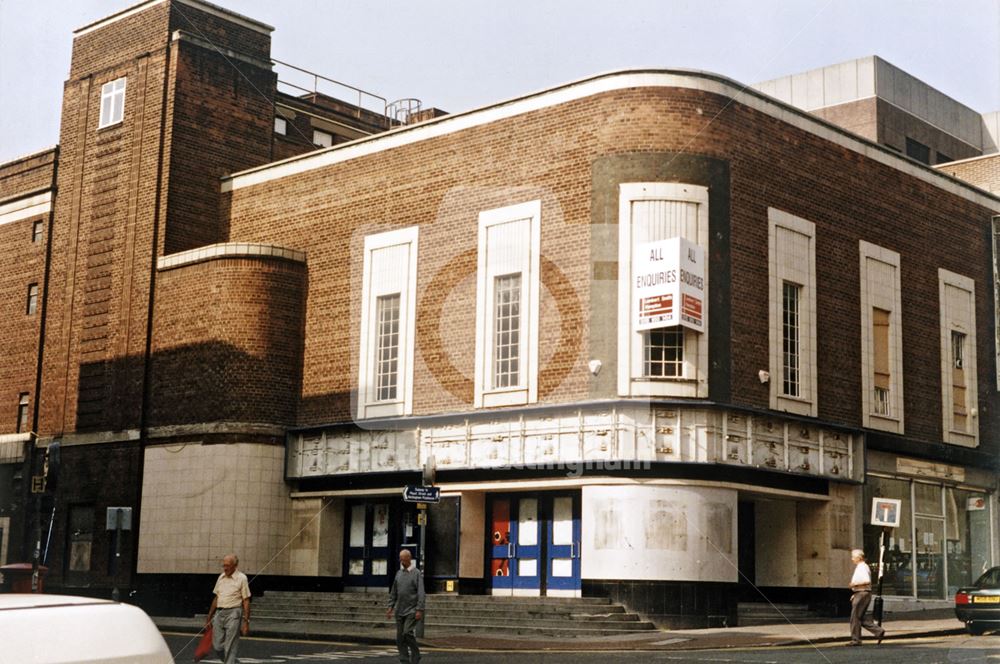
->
1, 0, 999, 163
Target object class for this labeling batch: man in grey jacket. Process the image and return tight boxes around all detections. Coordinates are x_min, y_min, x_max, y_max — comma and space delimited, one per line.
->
386, 548, 425, 664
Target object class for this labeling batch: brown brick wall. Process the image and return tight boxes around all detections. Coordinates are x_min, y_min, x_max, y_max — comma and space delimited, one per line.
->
39, 53, 167, 436
0, 215, 48, 432
223, 85, 998, 454
163, 39, 276, 253
149, 256, 306, 427
0, 149, 57, 200
938, 154, 1000, 194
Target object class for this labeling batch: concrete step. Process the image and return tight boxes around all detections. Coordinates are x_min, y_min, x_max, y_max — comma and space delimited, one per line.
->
248, 615, 657, 637
248, 591, 653, 637
255, 598, 626, 615
261, 591, 612, 606
250, 609, 650, 629
253, 605, 637, 621
736, 603, 825, 626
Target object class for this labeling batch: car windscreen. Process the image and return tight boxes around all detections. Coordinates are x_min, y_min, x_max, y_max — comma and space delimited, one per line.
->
975, 568, 1000, 589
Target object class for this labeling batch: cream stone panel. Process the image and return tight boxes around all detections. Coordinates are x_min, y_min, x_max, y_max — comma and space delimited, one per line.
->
288, 497, 344, 577
582, 484, 737, 581
458, 492, 485, 578
137, 443, 292, 575
755, 501, 798, 586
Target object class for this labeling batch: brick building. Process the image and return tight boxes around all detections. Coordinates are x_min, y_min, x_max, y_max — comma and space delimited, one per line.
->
1, 0, 999, 625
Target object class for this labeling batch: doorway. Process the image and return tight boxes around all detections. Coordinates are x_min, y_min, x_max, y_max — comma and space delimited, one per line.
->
488, 493, 581, 597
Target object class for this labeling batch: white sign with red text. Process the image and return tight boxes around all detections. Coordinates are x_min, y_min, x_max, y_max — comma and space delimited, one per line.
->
634, 237, 705, 332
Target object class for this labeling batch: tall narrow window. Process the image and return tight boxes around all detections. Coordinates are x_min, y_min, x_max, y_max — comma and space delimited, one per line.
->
475, 200, 540, 408
939, 268, 977, 447
32, 220, 43, 243
98, 78, 126, 129
872, 308, 891, 416
375, 294, 401, 401
493, 274, 521, 389
643, 327, 683, 377
768, 209, 816, 416
860, 242, 903, 432
16, 394, 29, 434
357, 227, 418, 419
618, 183, 709, 398
951, 331, 968, 432
26, 284, 38, 315
782, 281, 802, 397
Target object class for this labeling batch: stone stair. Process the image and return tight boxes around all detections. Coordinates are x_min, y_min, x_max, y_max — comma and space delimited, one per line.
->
737, 602, 826, 626
242, 591, 658, 638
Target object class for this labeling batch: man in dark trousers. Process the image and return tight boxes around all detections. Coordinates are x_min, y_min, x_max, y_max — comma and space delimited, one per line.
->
848, 548, 885, 646
386, 548, 425, 664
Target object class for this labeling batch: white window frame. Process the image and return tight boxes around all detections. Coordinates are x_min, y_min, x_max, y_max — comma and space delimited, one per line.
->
618, 183, 709, 398
474, 200, 541, 408
767, 208, 816, 416
274, 117, 287, 135
98, 77, 126, 129
859, 241, 904, 433
313, 129, 333, 147
357, 227, 418, 419
939, 268, 978, 447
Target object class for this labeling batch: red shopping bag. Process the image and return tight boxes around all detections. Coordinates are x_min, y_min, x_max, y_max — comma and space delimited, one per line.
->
194, 625, 214, 662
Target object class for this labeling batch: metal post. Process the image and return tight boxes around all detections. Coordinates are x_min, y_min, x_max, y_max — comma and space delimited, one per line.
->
31, 493, 41, 593
874, 528, 887, 625
111, 508, 123, 601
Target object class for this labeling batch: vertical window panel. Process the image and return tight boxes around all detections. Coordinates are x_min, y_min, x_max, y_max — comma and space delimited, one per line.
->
782, 282, 801, 397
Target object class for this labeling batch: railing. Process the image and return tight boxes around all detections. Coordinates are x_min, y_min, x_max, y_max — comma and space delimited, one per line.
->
272, 59, 390, 128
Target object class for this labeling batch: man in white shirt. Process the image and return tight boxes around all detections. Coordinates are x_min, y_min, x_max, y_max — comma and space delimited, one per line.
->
848, 548, 885, 646
205, 553, 251, 664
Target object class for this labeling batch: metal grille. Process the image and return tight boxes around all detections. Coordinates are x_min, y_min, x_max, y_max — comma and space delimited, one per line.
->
643, 327, 684, 377
375, 294, 401, 401
782, 281, 801, 396
494, 274, 521, 388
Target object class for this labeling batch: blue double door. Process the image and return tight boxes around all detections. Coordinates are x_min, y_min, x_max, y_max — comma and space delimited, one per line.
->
489, 493, 581, 596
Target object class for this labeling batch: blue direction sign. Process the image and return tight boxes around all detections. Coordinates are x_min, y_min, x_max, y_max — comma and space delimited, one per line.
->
403, 485, 440, 503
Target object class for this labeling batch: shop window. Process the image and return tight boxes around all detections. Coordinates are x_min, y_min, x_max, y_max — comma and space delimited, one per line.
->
859, 242, 903, 431
768, 208, 815, 415
16, 393, 29, 433
98, 77, 126, 129
938, 269, 977, 446
863, 477, 913, 596
865, 475, 993, 599
947, 488, 992, 593
274, 116, 287, 135
357, 227, 418, 419
618, 184, 709, 398
32, 220, 43, 244
475, 200, 540, 408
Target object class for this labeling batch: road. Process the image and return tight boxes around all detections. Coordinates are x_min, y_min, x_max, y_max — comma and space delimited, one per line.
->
164, 632, 1000, 663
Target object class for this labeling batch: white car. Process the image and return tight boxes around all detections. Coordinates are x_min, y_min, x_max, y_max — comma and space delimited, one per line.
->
0, 594, 173, 663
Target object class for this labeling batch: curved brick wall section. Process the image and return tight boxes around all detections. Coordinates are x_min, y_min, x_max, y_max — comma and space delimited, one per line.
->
223, 81, 998, 450
150, 254, 305, 429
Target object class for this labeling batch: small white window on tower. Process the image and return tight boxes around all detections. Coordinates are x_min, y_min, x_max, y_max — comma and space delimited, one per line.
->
313, 129, 333, 147
98, 78, 126, 129
274, 117, 287, 135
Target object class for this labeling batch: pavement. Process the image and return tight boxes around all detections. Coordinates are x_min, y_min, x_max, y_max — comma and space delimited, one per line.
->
154, 608, 966, 651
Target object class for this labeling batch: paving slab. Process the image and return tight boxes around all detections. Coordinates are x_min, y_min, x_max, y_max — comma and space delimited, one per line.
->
154, 608, 967, 651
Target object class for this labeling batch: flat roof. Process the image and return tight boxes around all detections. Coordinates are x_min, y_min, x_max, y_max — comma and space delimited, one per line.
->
74, 0, 273, 38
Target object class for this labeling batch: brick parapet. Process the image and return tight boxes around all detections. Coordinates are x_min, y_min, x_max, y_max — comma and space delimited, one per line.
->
222, 84, 998, 457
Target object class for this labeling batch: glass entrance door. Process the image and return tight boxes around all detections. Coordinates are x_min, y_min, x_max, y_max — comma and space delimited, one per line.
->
546, 494, 581, 596
345, 500, 392, 589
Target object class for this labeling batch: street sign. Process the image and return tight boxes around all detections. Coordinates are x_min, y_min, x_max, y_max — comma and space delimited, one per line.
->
106, 507, 133, 531
402, 486, 440, 503
30, 476, 45, 494
871, 498, 901, 528
417, 512, 427, 526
